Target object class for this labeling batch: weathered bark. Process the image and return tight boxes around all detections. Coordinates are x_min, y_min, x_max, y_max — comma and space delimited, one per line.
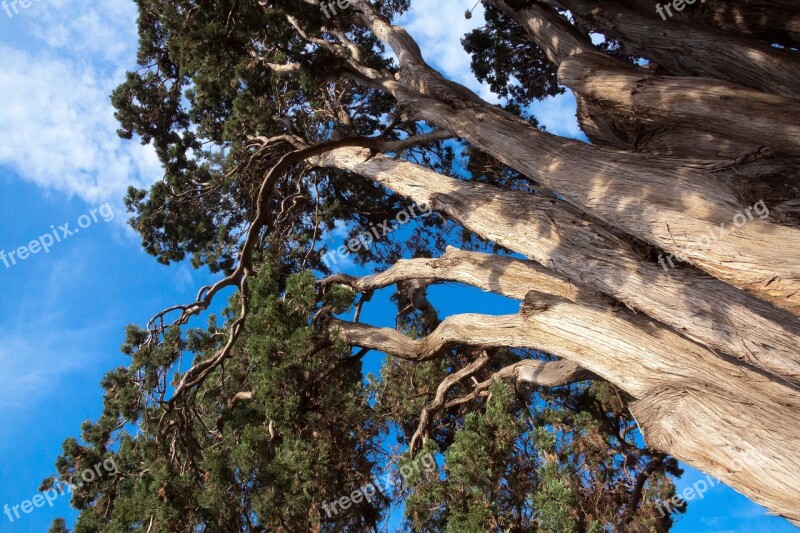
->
575, 95, 759, 159
615, 0, 800, 48
559, 51, 800, 157
707, 154, 800, 227
320, 246, 581, 302
348, 0, 800, 313
408, 97, 800, 316
312, 147, 800, 384
492, 0, 800, 155
506, 359, 594, 387
490, 0, 798, 159
332, 292, 800, 524
553, 0, 800, 97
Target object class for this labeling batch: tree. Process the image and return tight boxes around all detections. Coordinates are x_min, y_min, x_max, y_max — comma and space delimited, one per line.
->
52, 0, 800, 530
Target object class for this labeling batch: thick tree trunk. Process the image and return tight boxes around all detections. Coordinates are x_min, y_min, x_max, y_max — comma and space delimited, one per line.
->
576, 95, 759, 159
553, 0, 800, 97
312, 147, 800, 384
331, 292, 800, 524
403, 96, 800, 314
615, 0, 800, 48
490, 0, 798, 160
322, 3, 800, 520
559, 51, 800, 157
350, 1, 800, 313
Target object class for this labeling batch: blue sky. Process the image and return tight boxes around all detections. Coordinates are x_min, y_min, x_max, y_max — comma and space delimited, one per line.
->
0, 1, 796, 531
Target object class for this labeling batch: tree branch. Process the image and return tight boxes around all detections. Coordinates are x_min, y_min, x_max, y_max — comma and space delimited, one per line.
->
409, 350, 492, 455
319, 245, 581, 302
444, 359, 597, 410
312, 145, 800, 384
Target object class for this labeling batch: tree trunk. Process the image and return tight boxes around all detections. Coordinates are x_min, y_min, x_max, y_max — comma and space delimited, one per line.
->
402, 96, 800, 314
576, 95, 759, 159
554, 0, 800, 97
348, 1, 800, 313
494, 0, 788, 159
615, 0, 800, 48
559, 51, 800, 157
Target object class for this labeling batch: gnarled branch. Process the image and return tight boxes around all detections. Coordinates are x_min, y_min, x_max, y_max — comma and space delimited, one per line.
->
313, 146, 800, 384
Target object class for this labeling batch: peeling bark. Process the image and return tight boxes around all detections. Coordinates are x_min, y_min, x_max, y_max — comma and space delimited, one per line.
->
404, 96, 800, 313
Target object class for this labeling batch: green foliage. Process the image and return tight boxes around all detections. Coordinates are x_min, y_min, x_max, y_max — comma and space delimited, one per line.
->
462, 5, 564, 107
51, 267, 387, 531
393, 360, 682, 532
533, 464, 577, 533
440, 382, 526, 532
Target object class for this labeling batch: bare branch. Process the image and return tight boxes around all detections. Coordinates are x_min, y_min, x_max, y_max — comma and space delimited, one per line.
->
444, 359, 597, 410
319, 245, 581, 302
312, 145, 800, 385
409, 350, 492, 455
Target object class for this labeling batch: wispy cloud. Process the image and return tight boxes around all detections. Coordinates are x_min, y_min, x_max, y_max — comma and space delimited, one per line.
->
0, 0, 160, 205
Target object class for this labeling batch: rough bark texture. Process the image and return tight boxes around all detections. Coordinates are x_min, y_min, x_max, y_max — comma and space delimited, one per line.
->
332, 292, 800, 523
575, 95, 760, 159
314, 147, 800, 384
615, 0, 800, 48
335, 0, 800, 523
495, 0, 790, 161
351, 0, 800, 313
559, 51, 800, 157
417, 99, 800, 312
556, 0, 800, 97
349, 1, 800, 309
320, 246, 581, 302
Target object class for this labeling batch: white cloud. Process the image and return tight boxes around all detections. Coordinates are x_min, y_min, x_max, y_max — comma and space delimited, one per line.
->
0, 45, 161, 205
530, 91, 583, 140
29, 0, 139, 65
398, 0, 497, 101
0, 0, 161, 206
